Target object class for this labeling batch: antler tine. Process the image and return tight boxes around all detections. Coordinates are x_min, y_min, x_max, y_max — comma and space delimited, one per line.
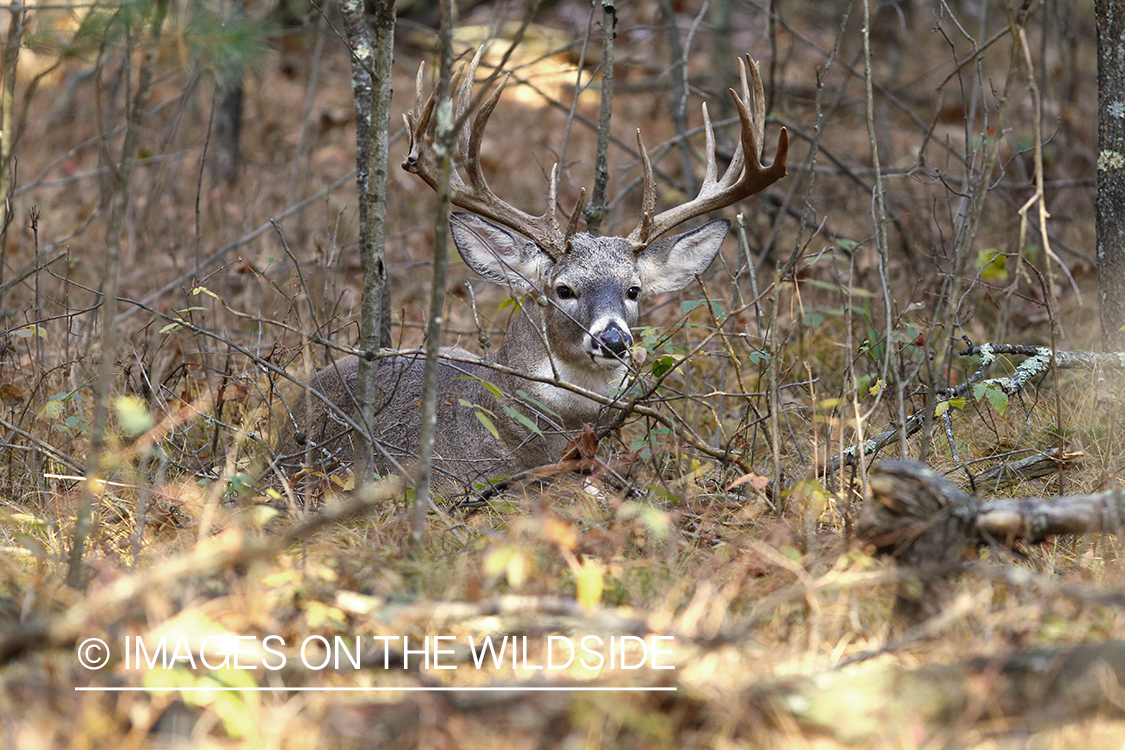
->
634, 129, 657, 249
565, 187, 586, 245
747, 54, 768, 160
403, 62, 430, 160
402, 49, 572, 261
413, 60, 425, 119
455, 48, 485, 160
546, 163, 562, 236
465, 72, 510, 193
404, 59, 466, 174
701, 102, 718, 187
626, 54, 789, 248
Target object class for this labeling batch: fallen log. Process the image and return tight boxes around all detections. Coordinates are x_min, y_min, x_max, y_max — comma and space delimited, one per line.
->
858, 460, 1125, 558
856, 460, 1125, 619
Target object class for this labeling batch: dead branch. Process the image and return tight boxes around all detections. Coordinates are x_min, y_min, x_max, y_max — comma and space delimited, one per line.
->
858, 460, 1125, 561
822, 344, 1125, 477
970, 446, 1085, 491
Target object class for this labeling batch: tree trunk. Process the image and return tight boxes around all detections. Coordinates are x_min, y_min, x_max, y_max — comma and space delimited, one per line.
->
1096, 1, 1125, 352
211, 0, 244, 187
341, 0, 394, 487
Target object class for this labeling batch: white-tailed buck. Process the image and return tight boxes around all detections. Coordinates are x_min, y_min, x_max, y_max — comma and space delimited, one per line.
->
278, 52, 787, 490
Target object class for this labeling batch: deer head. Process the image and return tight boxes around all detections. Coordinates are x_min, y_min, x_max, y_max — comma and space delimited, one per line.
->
402, 49, 788, 377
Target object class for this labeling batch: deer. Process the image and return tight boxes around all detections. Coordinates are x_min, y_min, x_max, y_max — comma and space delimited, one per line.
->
277, 51, 788, 492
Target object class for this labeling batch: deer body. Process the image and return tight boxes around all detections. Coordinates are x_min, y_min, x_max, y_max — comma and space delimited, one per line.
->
277, 51, 787, 490
280, 215, 731, 487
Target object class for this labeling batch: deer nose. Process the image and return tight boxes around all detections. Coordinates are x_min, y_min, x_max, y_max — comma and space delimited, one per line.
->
596, 326, 632, 357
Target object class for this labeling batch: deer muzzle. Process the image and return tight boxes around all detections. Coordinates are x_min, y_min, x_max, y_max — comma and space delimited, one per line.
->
592, 323, 633, 360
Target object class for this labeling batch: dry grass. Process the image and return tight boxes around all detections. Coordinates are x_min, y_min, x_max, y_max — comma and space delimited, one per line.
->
2, 0, 1125, 747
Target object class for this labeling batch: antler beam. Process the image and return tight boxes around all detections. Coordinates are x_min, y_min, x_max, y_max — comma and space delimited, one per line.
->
402, 49, 583, 261
627, 54, 789, 250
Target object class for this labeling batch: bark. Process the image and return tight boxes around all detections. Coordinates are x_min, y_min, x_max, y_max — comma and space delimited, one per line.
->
411, 0, 455, 547
211, 77, 243, 186
341, 0, 394, 487
210, 0, 244, 186
1096, 1, 1125, 352
857, 458, 1125, 620
859, 460, 1125, 558
0, 0, 25, 306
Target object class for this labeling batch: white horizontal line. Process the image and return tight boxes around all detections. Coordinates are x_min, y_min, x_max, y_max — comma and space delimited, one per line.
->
76, 686, 677, 693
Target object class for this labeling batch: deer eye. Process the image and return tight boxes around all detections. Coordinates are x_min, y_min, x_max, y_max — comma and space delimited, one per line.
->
555, 285, 575, 299
626, 286, 641, 301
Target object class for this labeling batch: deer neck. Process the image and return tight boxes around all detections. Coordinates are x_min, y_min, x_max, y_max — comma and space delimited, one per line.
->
491, 299, 626, 428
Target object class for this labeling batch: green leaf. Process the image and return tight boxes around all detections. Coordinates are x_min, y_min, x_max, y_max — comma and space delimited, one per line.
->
973, 382, 1009, 415
747, 350, 770, 366
159, 322, 183, 334
192, 285, 219, 298
458, 376, 504, 399
934, 397, 965, 417
65, 415, 90, 435
479, 379, 503, 399
503, 405, 542, 436
801, 310, 825, 327
976, 248, 1008, 282
652, 355, 676, 380
985, 387, 1009, 414
474, 410, 500, 440
515, 390, 560, 418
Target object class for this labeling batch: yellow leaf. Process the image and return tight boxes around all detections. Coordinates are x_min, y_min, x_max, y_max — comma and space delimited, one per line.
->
976, 248, 1007, 281
576, 559, 604, 611
114, 395, 154, 438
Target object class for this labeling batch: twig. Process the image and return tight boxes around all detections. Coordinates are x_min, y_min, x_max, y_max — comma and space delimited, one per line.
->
823, 344, 1125, 476
583, 0, 616, 235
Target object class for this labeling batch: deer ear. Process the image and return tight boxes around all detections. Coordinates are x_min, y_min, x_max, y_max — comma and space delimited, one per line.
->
449, 213, 553, 290
636, 219, 729, 295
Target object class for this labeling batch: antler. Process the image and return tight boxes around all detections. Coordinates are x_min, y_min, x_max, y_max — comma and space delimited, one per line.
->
627, 54, 789, 250
403, 49, 584, 261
